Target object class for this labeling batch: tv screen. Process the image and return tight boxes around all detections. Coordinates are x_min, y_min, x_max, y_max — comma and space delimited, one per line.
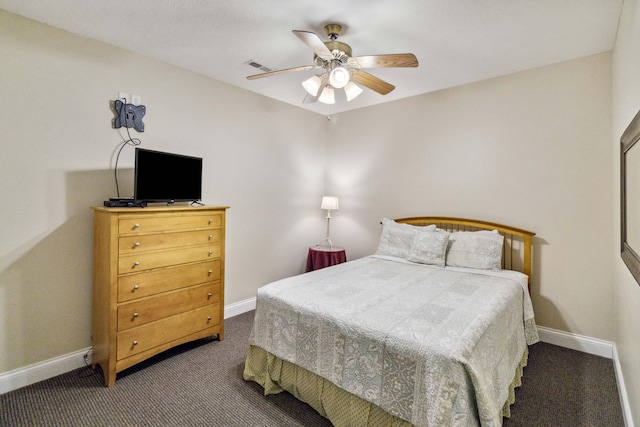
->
134, 148, 203, 203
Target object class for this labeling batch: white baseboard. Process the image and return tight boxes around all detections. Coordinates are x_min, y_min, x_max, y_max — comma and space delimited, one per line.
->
0, 347, 91, 395
537, 326, 613, 358
0, 298, 259, 395
612, 345, 635, 427
223, 297, 256, 319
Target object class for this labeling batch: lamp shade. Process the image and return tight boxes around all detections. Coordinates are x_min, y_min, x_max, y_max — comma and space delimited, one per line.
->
302, 75, 322, 96
321, 196, 339, 210
318, 86, 335, 104
329, 67, 350, 89
344, 81, 364, 101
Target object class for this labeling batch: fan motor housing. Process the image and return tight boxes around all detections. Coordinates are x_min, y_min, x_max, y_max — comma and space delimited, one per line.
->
322, 23, 352, 62
324, 40, 352, 57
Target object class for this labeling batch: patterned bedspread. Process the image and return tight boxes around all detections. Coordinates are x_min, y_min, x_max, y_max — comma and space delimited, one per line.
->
249, 256, 538, 426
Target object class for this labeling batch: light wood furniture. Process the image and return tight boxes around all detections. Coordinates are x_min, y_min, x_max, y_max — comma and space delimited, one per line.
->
91, 205, 228, 386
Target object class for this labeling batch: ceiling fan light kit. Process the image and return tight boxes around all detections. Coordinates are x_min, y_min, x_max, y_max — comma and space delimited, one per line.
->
344, 81, 364, 101
328, 67, 350, 88
247, 23, 418, 106
318, 86, 335, 104
302, 75, 323, 96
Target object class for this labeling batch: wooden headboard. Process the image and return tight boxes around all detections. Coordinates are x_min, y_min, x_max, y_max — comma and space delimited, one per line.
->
394, 216, 536, 290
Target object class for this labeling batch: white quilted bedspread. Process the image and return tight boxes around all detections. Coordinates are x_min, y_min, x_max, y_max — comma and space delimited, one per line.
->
250, 256, 538, 426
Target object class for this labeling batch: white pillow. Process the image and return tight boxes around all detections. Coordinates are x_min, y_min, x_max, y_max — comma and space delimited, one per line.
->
445, 230, 504, 270
407, 229, 450, 267
375, 218, 436, 259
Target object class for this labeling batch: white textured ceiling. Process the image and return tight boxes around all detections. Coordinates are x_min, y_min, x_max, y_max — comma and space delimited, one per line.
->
0, 0, 623, 115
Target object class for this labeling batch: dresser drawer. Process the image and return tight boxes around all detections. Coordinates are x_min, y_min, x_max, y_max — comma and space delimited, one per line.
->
116, 304, 220, 360
118, 260, 221, 302
119, 244, 221, 273
119, 229, 222, 255
119, 212, 222, 235
117, 282, 220, 331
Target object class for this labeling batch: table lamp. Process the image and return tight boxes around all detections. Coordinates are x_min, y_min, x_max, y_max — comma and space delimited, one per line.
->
320, 196, 339, 249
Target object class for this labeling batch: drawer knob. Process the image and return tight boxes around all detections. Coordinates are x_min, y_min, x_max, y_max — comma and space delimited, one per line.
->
133, 261, 140, 267
207, 316, 212, 321
133, 312, 139, 318
208, 270, 213, 275
133, 223, 140, 229
207, 293, 212, 299
208, 250, 213, 255
133, 285, 139, 290
208, 234, 213, 240
134, 242, 140, 247
208, 219, 213, 224
133, 341, 138, 346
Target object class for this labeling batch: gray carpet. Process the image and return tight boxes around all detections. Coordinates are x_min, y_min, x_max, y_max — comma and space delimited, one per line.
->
0, 311, 624, 426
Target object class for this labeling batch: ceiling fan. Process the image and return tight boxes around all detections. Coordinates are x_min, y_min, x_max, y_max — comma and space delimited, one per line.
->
247, 24, 419, 104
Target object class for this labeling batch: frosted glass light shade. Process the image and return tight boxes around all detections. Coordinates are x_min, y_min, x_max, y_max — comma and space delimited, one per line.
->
318, 87, 335, 104
321, 196, 339, 210
329, 67, 350, 89
344, 81, 363, 101
302, 75, 322, 96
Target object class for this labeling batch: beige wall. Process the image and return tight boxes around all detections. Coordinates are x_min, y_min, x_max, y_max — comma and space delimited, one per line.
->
613, 0, 640, 424
2, 8, 632, 418
326, 53, 614, 340
0, 10, 328, 373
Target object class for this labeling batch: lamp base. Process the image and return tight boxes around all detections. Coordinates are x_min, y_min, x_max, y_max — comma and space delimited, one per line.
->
316, 238, 334, 250
317, 215, 335, 249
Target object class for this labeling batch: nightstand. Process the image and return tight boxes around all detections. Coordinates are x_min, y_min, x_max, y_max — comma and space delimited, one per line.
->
306, 246, 347, 272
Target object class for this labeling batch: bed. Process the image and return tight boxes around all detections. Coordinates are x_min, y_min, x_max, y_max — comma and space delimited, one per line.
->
244, 216, 538, 426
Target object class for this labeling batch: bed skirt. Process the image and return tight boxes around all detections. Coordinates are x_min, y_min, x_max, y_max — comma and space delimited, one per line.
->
243, 345, 528, 427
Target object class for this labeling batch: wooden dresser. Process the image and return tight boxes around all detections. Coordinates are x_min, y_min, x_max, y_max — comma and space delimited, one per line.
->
91, 205, 228, 386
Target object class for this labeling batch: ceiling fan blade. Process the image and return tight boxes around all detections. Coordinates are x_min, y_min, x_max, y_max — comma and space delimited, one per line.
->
351, 70, 395, 95
348, 53, 419, 69
292, 30, 333, 59
247, 65, 317, 80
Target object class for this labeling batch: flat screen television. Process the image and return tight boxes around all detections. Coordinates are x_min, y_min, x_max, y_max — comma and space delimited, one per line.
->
134, 148, 203, 203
